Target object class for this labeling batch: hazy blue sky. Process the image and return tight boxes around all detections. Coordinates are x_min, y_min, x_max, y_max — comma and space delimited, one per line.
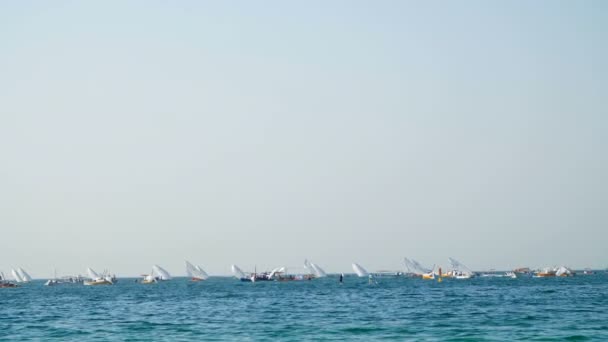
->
1, 1, 607, 277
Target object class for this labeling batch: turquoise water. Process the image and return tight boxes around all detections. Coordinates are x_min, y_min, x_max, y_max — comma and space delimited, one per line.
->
2, 274, 608, 341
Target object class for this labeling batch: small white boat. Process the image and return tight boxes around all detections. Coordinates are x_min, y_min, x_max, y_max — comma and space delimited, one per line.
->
448, 257, 475, 279
479, 271, 517, 278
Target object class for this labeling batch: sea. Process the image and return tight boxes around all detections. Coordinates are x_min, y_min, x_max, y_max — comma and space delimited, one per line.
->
2, 274, 608, 341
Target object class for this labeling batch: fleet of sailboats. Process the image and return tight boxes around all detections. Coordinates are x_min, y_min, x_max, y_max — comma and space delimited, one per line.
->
0, 258, 596, 288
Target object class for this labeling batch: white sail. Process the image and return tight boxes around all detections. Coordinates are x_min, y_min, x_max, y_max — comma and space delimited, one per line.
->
304, 260, 313, 274
17, 268, 32, 282
352, 263, 369, 277
304, 259, 327, 277
11, 269, 24, 282
87, 268, 101, 280
269, 267, 282, 279
556, 266, 572, 276
194, 266, 209, 280
231, 265, 246, 279
185, 261, 196, 277
185, 261, 208, 280
310, 262, 326, 277
152, 265, 171, 280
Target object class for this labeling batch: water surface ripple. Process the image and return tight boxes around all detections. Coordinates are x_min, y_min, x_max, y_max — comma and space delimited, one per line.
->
2, 275, 608, 340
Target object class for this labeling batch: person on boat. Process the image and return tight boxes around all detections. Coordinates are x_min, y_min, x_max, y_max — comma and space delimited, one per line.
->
339, 273, 343, 284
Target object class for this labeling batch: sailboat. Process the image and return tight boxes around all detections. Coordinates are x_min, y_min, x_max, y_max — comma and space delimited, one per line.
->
421, 265, 441, 280
0, 271, 19, 288
231, 264, 273, 282
84, 267, 116, 286
448, 257, 475, 279
404, 258, 432, 278
11, 269, 25, 283
185, 261, 209, 281
534, 266, 557, 277
352, 263, 369, 277
45, 269, 84, 286
141, 265, 172, 284
304, 259, 327, 278
555, 266, 574, 277
17, 268, 32, 282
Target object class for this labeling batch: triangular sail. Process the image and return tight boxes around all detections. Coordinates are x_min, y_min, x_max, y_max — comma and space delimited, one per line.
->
87, 268, 101, 280
310, 262, 326, 277
304, 260, 312, 274
231, 265, 246, 279
185, 261, 208, 280
352, 263, 369, 277
269, 267, 282, 279
194, 265, 209, 280
185, 261, 196, 277
404, 258, 432, 275
11, 269, 24, 282
556, 266, 572, 276
304, 260, 327, 277
17, 268, 32, 282
152, 265, 171, 280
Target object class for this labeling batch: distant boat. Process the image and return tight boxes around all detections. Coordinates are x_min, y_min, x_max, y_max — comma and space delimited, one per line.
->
448, 257, 475, 279
231, 264, 272, 282
185, 261, 209, 281
141, 265, 172, 284
11, 269, 24, 283
422, 265, 440, 280
84, 267, 116, 286
304, 259, 326, 278
479, 271, 517, 279
404, 258, 431, 277
352, 263, 369, 277
270, 266, 314, 282
513, 267, 532, 274
45, 269, 84, 286
13, 268, 32, 283
555, 266, 574, 277
0, 271, 19, 288
534, 267, 557, 277
582, 268, 595, 275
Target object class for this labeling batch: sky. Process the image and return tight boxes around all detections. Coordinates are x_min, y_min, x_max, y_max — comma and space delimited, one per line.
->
1, 1, 607, 278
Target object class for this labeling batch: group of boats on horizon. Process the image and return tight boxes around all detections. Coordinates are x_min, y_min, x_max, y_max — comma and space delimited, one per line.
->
0, 257, 600, 288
